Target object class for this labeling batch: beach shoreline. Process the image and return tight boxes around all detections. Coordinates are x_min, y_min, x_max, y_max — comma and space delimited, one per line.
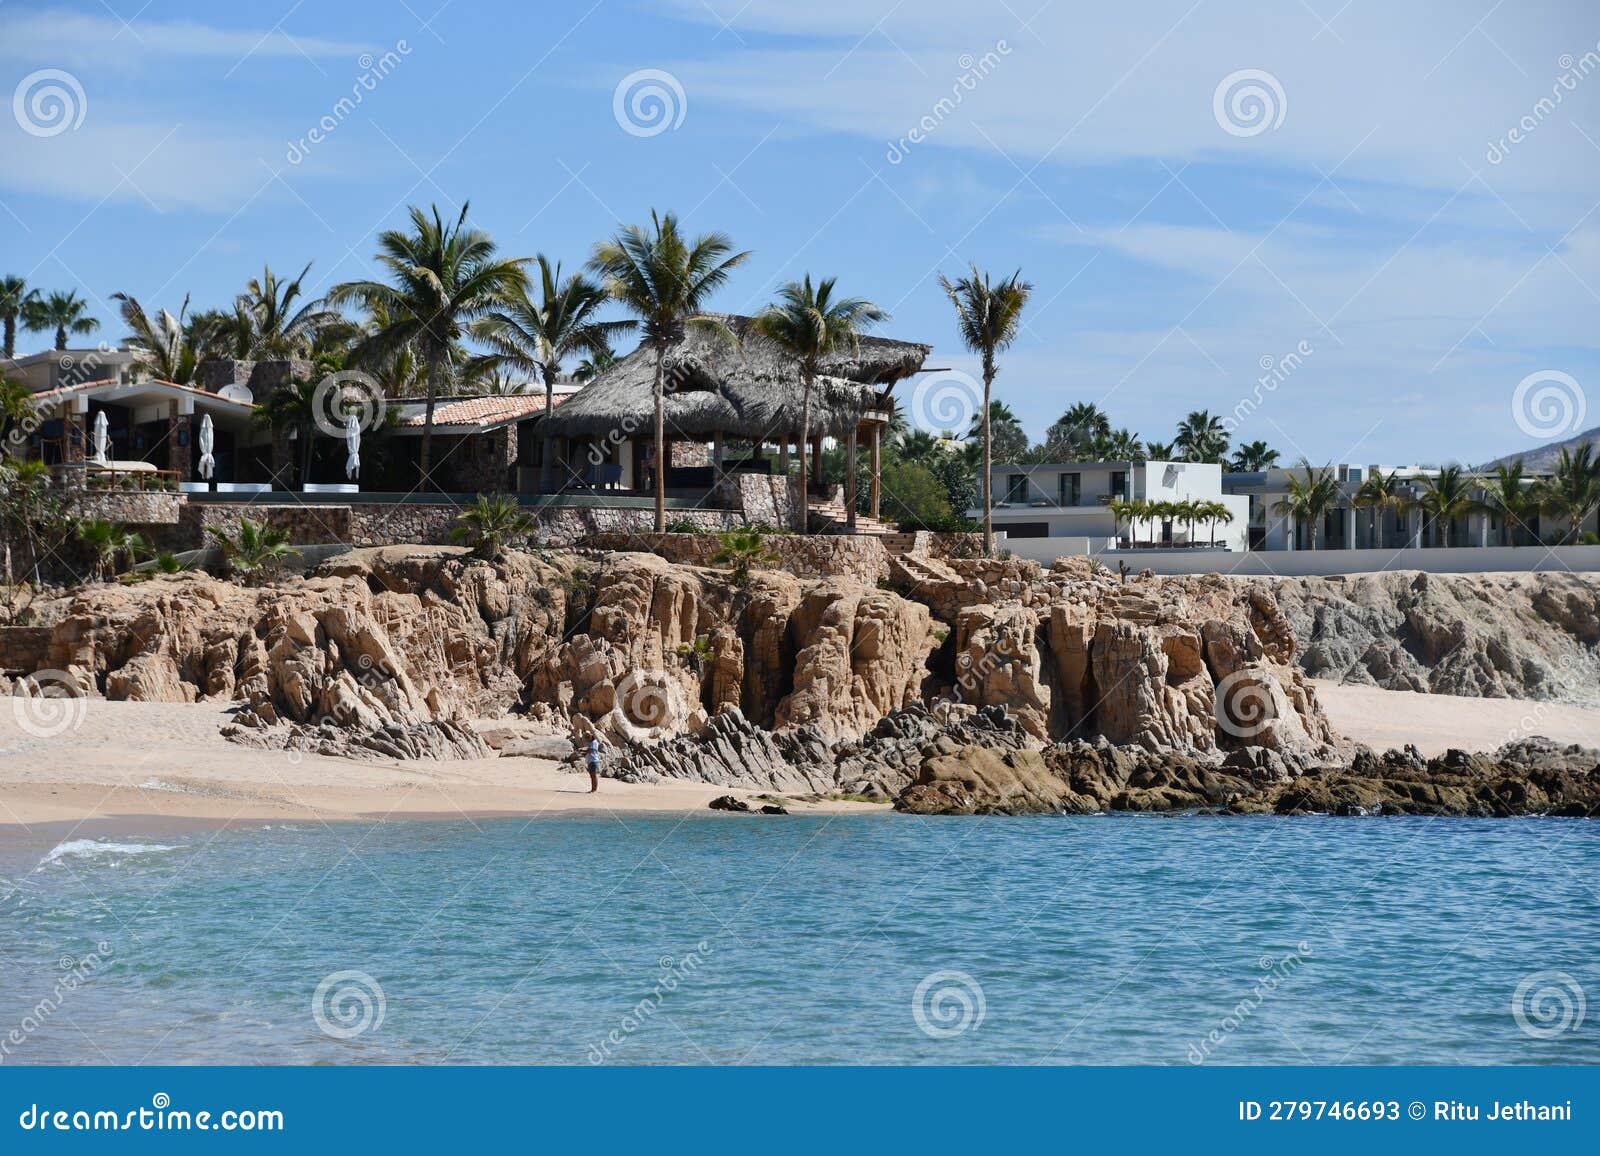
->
2, 687, 1596, 832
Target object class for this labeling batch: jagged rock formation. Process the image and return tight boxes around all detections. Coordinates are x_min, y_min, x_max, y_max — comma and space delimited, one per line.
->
896, 737, 1598, 817
1260, 571, 1600, 706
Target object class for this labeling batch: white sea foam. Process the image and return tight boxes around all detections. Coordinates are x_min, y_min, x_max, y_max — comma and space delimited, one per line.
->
39, 839, 180, 866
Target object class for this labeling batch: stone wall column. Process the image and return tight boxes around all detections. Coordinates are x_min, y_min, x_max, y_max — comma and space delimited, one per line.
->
167, 404, 192, 479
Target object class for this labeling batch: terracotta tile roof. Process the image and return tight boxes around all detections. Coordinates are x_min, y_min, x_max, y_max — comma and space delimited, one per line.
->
399, 393, 563, 429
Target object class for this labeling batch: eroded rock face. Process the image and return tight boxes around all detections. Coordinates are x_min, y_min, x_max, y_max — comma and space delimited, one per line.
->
1262, 571, 1600, 706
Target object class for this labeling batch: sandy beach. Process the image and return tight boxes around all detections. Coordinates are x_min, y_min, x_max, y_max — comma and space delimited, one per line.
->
0, 700, 876, 830
2, 687, 1595, 831
1314, 680, 1600, 756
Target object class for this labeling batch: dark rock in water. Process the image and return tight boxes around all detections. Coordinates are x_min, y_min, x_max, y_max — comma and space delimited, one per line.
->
759, 804, 789, 815
708, 795, 751, 812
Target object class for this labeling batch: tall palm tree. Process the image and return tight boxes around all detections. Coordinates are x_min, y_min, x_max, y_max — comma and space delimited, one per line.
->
0, 276, 38, 360
938, 264, 1032, 554
112, 293, 206, 383
751, 275, 886, 532
1048, 402, 1111, 452
230, 263, 341, 358
573, 345, 617, 383
473, 254, 634, 489
1230, 440, 1279, 472
1143, 439, 1177, 460
1352, 469, 1409, 549
1534, 445, 1600, 544
331, 203, 529, 486
1273, 462, 1340, 549
1478, 460, 1541, 547
1413, 464, 1478, 548
897, 428, 941, 463
252, 376, 323, 486
590, 212, 749, 532
24, 290, 98, 351
1174, 409, 1230, 464
1092, 428, 1145, 461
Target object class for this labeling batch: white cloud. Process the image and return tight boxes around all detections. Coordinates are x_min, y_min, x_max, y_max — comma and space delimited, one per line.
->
0, 8, 374, 66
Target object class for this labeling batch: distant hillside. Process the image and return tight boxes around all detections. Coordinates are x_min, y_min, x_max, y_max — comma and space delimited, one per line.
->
1482, 425, 1600, 472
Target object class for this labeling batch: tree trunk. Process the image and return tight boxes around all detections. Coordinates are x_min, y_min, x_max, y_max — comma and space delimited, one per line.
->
55, 325, 67, 351
797, 370, 813, 534
653, 348, 666, 533
3, 316, 13, 360
981, 362, 994, 556
540, 371, 555, 493
419, 355, 440, 489
845, 427, 858, 532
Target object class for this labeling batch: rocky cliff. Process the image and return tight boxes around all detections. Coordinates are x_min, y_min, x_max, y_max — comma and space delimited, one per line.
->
1258, 571, 1600, 706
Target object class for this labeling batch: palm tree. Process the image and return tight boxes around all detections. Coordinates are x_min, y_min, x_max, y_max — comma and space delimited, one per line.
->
1108, 497, 1137, 546
232, 263, 341, 358
1201, 499, 1234, 547
1092, 428, 1144, 461
573, 345, 616, 383
1044, 402, 1110, 457
472, 254, 633, 489
0, 376, 32, 443
1143, 439, 1177, 460
77, 519, 146, 581
1413, 464, 1478, 548
590, 211, 750, 533
1352, 468, 1409, 549
113, 293, 207, 383
1534, 445, 1600, 544
938, 264, 1032, 555
0, 458, 60, 585
1273, 462, 1340, 549
897, 428, 941, 463
331, 203, 529, 486
1, 276, 38, 359
753, 276, 886, 532
450, 493, 536, 557
1231, 440, 1279, 472
24, 290, 98, 351
252, 376, 322, 486
207, 516, 295, 584
710, 527, 777, 585
1175, 409, 1230, 464
1478, 461, 1541, 547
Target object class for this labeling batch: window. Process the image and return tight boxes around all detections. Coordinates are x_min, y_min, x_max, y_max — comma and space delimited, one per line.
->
1005, 474, 1028, 503
1110, 471, 1128, 500
1058, 472, 1081, 506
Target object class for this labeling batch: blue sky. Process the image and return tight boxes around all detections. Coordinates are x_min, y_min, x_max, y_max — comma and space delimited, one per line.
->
3, 0, 1597, 464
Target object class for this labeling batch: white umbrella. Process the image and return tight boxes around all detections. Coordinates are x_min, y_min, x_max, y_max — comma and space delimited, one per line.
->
90, 410, 109, 465
344, 411, 361, 479
197, 413, 215, 480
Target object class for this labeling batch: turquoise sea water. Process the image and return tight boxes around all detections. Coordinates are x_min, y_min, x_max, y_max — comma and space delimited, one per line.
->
1, 815, 1596, 1065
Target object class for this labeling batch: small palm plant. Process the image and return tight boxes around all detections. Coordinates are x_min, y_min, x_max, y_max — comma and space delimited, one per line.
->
153, 552, 191, 574
1201, 499, 1234, 547
78, 518, 147, 581
1108, 498, 1136, 546
1478, 461, 1541, 546
1353, 469, 1409, 549
1533, 445, 1600, 545
450, 493, 536, 558
711, 527, 776, 586
1273, 462, 1340, 549
207, 516, 295, 584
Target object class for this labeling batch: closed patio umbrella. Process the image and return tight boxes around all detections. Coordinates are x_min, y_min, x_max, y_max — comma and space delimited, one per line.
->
344, 411, 360, 479
197, 413, 215, 480
90, 410, 109, 465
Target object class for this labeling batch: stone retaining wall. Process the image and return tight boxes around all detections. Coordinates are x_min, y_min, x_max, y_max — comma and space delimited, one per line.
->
578, 531, 893, 582
75, 491, 184, 526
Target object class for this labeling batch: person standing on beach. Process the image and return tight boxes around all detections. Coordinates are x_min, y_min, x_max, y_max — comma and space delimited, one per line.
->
585, 736, 602, 793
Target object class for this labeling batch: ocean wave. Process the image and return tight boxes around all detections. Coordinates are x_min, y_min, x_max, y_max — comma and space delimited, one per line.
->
39, 839, 181, 866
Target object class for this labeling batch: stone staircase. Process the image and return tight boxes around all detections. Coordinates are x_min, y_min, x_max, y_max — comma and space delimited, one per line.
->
807, 498, 899, 539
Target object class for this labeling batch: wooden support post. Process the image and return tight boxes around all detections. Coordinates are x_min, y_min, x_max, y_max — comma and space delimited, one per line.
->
869, 425, 881, 521
845, 427, 858, 532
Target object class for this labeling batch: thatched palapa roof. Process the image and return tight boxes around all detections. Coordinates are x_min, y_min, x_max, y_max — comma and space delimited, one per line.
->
539, 313, 930, 442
